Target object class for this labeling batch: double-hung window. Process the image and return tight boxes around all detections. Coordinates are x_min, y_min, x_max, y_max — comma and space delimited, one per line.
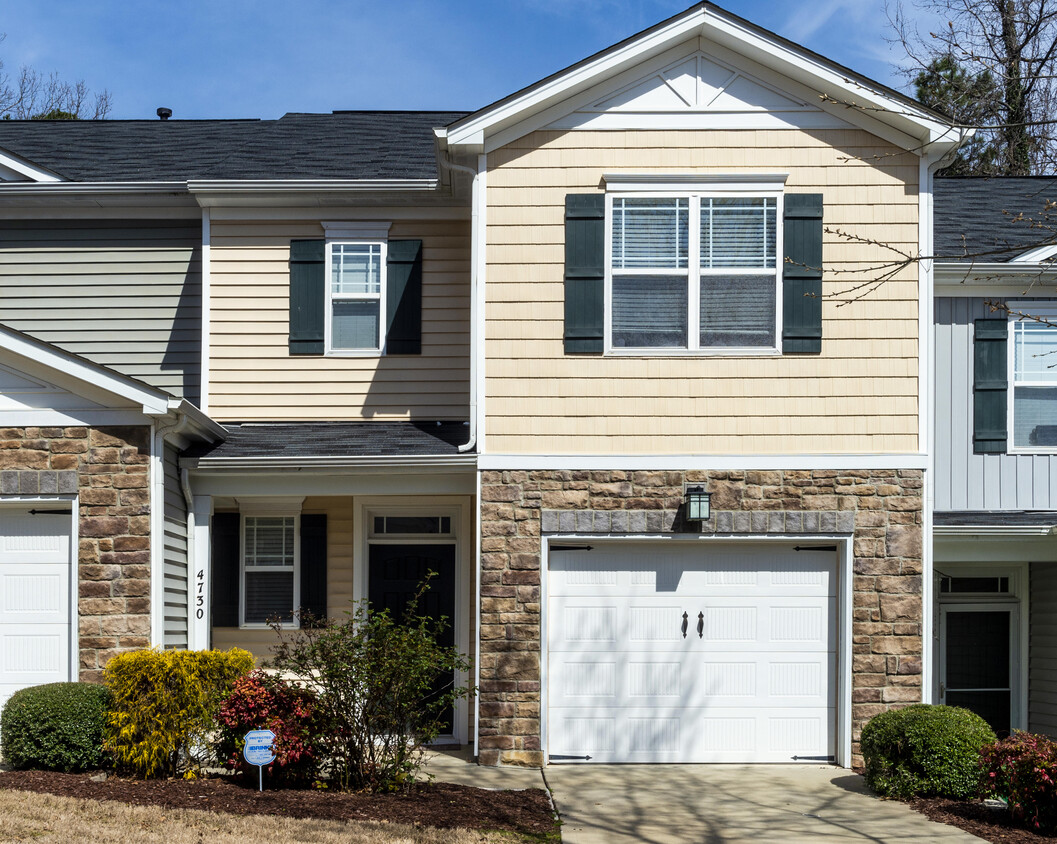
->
607, 187, 781, 353
1010, 313, 1057, 450
242, 515, 299, 625
322, 223, 392, 354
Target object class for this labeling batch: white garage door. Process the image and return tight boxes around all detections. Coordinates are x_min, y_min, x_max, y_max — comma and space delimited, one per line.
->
0, 505, 73, 713
548, 542, 837, 763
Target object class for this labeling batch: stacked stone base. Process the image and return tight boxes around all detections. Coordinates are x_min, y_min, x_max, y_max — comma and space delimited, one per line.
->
478, 469, 923, 767
1, 425, 151, 681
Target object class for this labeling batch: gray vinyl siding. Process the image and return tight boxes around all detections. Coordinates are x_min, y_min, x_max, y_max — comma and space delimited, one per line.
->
1029, 562, 1057, 737
0, 219, 201, 403
163, 443, 189, 650
935, 297, 1057, 510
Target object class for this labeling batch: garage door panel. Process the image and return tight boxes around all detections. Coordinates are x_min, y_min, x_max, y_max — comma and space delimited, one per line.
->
0, 566, 70, 624
549, 543, 838, 764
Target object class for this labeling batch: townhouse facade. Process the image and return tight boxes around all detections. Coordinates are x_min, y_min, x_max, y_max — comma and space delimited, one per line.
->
0, 2, 1050, 768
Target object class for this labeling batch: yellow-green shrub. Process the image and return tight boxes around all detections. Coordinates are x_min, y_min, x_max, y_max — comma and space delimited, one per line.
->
103, 648, 253, 778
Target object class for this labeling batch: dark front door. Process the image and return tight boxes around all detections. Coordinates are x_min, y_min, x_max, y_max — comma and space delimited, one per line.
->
368, 543, 456, 733
942, 606, 1013, 737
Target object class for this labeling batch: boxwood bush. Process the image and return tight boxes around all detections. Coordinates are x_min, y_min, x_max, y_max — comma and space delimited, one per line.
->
861, 704, 996, 799
0, 682, 111, 772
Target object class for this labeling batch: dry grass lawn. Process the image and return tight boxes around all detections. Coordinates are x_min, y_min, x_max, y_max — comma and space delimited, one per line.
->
0, 789, 536, 843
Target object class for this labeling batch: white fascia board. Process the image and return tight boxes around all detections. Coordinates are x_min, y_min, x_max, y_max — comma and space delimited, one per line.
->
447, 5, 957, 155
0, 148, 64, 182
934, 524, 1057, 537
0, 181, 186, 197
0, 325, 170, 415
478, 453, 928, 471
184, 454, 478, 471
165, 399, 227, 443
188, 179, 437, 194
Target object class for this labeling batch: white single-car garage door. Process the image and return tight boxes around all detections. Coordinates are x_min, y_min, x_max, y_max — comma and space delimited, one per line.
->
548, 542, 837, 763
0, 505, 73, 712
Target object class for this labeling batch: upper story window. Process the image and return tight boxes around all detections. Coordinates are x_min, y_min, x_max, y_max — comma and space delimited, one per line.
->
606, 189, 781, 353
327, 240, 387, 352
1010, 314, 1057, 450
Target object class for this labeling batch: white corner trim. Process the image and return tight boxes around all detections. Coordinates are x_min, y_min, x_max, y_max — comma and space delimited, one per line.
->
477, 453, 928, 471
603, 172, 789, 192
200, 208, 211, 415
0, 148, 63, 182
322, 221, 392, 239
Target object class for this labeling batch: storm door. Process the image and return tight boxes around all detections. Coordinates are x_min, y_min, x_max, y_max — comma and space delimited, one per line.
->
940, 604, 1017, 737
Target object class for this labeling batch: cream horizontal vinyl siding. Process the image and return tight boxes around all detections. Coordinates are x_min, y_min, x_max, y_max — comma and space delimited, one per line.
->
484, 128, 920, 455
208, 219, 470, 421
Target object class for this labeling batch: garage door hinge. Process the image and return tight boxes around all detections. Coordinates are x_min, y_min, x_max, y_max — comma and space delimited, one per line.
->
794, 545, 837, 552
29, 509, 73, 515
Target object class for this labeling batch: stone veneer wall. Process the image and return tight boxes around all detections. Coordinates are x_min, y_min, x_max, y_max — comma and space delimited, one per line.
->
478, 469, 923, 767
1, 426, 152, 681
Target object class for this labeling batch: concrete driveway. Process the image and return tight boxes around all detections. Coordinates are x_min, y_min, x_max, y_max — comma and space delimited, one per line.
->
425, 753, 984, 843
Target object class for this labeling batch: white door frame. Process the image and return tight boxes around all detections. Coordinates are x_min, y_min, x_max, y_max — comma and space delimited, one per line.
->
0, 496, 79, 688
540, 533, 853, 767
353, 498, 472, 745
935, 561, 1028, 731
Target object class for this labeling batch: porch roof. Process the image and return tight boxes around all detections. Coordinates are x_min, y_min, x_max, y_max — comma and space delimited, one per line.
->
934, 510, 1057, 536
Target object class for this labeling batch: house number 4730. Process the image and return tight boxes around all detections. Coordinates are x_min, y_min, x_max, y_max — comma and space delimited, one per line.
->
196, 569, 205, 619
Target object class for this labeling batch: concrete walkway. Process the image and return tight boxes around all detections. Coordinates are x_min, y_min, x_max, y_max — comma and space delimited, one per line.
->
424, 753, 985, 844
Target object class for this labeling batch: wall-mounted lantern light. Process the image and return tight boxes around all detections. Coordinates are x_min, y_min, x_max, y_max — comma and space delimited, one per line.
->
684, 485, 711, 522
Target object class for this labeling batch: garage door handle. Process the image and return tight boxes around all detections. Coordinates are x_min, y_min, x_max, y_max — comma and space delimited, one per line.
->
682, 611, 688, 638
698, 611, 704, 639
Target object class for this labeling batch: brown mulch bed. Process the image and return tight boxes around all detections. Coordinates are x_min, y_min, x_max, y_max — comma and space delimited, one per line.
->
0, 770, 557, 839
907, 796, 1056, 843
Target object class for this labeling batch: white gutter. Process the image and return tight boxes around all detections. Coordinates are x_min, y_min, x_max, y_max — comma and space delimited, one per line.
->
165, 398, 227, 441
187, 179, 437, 193
185, 454, 477, 471
934, 524, 1057, 537
0, 181, 188, 196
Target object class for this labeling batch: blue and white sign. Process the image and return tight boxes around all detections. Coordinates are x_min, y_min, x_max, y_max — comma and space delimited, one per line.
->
243, 729, 276, 791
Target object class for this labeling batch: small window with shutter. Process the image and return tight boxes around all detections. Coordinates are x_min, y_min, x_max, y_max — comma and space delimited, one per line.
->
241, 515, 299, 626
1009, 310, 1057, 451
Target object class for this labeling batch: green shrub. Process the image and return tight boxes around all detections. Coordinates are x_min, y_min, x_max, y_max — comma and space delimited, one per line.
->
861, 704, 996, 799
980, 731, 1057, 832
0, 682, 111, 772
269, 594, 473, 792
103, 648, 253, 778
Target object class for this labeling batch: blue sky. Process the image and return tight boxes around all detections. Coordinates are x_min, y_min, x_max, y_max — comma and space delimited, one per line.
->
0, 1, 928, 120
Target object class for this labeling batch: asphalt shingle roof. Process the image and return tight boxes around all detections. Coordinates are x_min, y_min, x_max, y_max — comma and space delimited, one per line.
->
0, 111, 468, 182
934, 510, 1057, 527
184, 421, 471, 461
934, 176, 1057, 262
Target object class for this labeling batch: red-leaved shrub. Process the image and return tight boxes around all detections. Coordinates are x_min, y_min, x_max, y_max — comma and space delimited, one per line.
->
980, 731, 1057, 832
215, 670, 326, 786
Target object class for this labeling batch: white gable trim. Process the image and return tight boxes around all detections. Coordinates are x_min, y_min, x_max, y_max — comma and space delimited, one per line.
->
1012, 244, 1057, 263
445, 5, 960, 155
0, 147, 63, 182
0, 324, 170, 415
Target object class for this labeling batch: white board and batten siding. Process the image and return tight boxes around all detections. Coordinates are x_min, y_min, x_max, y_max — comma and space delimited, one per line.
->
0, 219, 202, 403
0, 505, 74, 712
935, 297, 1057, 510
163, 444, 189, 650
548, 543, 837, 763
1029, 562, 1057, 737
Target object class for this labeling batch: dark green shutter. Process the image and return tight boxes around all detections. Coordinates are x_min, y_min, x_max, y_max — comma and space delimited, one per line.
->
564, 194, 605, 354
974, 319, 1008, 453
299, 514, 328, 621
386, 240, 423, 354
289, 239, 325, 355
211, 512, 240, 628
782, 194, 824, 354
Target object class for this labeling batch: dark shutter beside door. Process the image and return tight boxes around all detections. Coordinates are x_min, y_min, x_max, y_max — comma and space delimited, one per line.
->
299, 513, 328, 621
974, 319, 1008, 453
564, 193, 605, 354
782, 194, 824, 355
289, 239, 325, 355
211, 512, 241, 627
385, 239, 423, 354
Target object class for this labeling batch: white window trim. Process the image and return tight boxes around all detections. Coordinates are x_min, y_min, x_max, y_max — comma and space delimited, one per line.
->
322, 221, 392, 357
1007, 306, 1057, 454
603, 183, 784, 357
239, 513, 301, 630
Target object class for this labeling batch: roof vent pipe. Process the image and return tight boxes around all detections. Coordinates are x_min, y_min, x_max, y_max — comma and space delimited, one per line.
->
157, 107, 172, 121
